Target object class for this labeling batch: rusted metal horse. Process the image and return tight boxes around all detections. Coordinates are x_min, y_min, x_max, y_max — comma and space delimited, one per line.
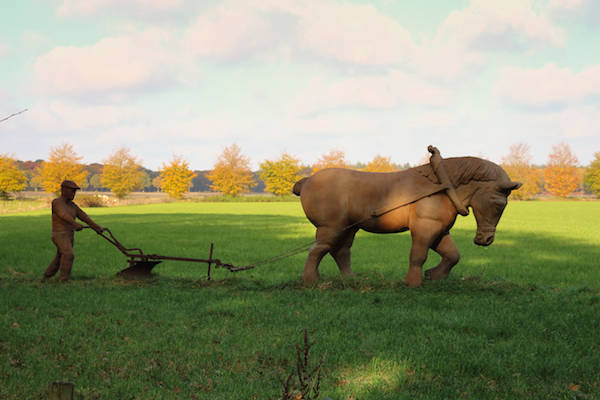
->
293, 146, 521, 287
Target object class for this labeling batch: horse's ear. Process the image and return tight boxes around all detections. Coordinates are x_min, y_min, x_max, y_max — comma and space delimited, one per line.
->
499, 181, 522, 192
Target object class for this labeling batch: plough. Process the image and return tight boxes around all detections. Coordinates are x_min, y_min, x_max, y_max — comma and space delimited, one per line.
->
88, 227, 255, 279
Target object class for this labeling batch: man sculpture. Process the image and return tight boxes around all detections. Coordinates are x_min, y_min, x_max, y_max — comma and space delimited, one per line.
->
42, 180, 105, 282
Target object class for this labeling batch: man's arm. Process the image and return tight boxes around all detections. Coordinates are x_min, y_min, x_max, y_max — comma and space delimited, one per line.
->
74, 204, 105, 233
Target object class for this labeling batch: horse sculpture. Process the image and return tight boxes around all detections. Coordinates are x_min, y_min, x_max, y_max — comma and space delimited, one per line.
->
293, 146, 521, 287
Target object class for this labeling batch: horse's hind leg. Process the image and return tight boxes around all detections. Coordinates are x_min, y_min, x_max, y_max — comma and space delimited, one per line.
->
424, 233, 460, 281
302, 227, 337, 285
331, 228, 358, 277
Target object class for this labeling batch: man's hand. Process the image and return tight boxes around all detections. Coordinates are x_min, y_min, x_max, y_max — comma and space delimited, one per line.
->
92, 226, 106, 234
73, 222, 84, 231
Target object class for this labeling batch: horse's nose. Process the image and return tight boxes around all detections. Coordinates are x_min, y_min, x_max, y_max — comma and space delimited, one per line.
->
474, 233, 494, 246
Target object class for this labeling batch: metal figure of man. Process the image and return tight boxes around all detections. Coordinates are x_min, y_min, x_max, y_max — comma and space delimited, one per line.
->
42, 180, 105, 282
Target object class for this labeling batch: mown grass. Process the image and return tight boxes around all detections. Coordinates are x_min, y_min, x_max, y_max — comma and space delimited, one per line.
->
1, 201, 599, 399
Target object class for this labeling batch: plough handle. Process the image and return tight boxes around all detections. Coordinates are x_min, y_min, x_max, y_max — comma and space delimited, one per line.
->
84, 226, 144, 256
84, 226, 253, 274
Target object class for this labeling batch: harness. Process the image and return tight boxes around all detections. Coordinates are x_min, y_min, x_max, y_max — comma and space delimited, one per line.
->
427, 145, 469, 216
371, 146, 469, 218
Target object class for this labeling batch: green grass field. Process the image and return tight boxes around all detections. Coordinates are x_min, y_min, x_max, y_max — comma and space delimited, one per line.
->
1, 201, 599, 399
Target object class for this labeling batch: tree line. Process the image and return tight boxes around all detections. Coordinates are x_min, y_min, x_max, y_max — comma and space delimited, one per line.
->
1, 142, 599, 200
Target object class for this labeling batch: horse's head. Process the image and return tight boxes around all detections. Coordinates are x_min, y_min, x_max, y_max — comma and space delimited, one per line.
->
469, 180, 521, 246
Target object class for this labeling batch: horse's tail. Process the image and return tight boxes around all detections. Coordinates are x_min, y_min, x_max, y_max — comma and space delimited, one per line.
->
292, 177, 309, 196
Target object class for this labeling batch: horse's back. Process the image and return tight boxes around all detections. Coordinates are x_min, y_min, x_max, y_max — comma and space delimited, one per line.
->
297, 169, 404, 227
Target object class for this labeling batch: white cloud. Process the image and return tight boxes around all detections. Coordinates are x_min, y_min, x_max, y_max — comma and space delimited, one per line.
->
184, 1, 416, 67
184, 0, 564, 79
291, 71, 451, 116
96, 112, 241, 145
32, 29, 176, 100
548, 0, 600, 25
183, 4, 278, 61
469, 0, 565, 46
560, 106, 600, 138
57, 0, 184, 17
404, 110, 460, 130
414, 0, 565, 80
548, 0, 586, 10
29, 101, 139, 132
296, 2, 415, 66
495, 63, 600, 107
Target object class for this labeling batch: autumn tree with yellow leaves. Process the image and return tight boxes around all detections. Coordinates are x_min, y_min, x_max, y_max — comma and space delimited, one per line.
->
501, 143, 542, 200
583, 152, 600, 198
35, 143, 88, 195
259, 153, 304, 195
0, 154, 28, 199
158, 155, 197, 199
312, 149, 349, 173
101, 148, 145, 199
544, 142, 579, 198
207, 144, 256, 196
363, 154, 397, 172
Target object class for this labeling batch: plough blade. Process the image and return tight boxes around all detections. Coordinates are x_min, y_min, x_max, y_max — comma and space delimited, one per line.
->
117, 261, 162, 278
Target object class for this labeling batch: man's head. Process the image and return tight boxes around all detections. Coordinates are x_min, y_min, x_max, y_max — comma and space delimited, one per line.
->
60, 180, 80, 202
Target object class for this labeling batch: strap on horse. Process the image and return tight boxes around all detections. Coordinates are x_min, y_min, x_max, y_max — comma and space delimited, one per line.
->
427, 145, 469, 216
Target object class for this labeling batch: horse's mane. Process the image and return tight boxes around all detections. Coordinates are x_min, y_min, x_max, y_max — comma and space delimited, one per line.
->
413, 157, 505, 186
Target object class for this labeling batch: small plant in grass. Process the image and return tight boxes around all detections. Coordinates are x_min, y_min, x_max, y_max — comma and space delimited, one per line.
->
279, 329, 325, 400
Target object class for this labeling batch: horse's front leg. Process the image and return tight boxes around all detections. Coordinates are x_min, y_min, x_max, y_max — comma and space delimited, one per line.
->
406, 240, 428, 287
425, 232, 460, 281
406, 219, 442, 287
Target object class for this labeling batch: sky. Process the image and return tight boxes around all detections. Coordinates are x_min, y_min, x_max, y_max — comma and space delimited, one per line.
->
1, 0, 599, 170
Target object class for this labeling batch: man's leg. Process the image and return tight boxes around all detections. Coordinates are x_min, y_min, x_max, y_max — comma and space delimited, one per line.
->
55, 232, 75, 282
43, 237, 62, 279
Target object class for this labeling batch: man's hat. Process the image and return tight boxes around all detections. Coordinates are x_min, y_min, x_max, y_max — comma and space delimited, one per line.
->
61, 180, 81, 190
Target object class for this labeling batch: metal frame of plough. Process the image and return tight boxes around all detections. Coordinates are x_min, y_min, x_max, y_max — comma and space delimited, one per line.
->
93, 227, 254, 279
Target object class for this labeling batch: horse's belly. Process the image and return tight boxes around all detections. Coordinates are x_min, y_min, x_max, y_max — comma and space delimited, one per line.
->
361, 207, 410, 234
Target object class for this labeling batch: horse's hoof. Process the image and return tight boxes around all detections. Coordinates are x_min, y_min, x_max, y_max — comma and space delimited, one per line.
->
425, 268, 450, 281
302, 273, 320, 286
404, 277, 423, 287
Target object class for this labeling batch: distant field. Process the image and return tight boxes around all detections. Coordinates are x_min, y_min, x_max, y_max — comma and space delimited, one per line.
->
0, 192, 297, 214
1, 201, 599, 399
0, 198, 49, 214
